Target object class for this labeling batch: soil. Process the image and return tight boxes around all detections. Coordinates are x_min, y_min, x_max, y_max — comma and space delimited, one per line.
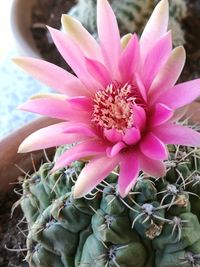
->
31, 0, 75, 70
31, 0, 200, 82
0, 184, 28, 267
181, 0, 200, 81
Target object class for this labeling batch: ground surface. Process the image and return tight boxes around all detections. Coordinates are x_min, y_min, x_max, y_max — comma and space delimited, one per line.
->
0, 186, 28, 267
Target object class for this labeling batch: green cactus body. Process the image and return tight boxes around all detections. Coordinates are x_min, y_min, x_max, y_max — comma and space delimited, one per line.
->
19, 145, 200, 267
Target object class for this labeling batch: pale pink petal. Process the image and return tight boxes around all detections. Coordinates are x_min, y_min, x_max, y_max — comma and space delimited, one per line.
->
73, 155, 120, 198
149, 46, 186, 105
13, 57, 90, 97
121, 33, 132, 49
47, 27, 85, 76
134, 73, 147, 102
133, 105, 146, 130
140, 133, 168, 160
30, 92, 65, 100
53, 140, 107, 171
104, 128, 123, 143
150, 103, 173, 127
140, 0, 169, 61
158, 79, 200, 109
119, 34, 140, 82
123, 127, 141, 145
153, 123, 200, 147
85, 58, 112, 87
47, 26, 101, 92
61, 15, 102, 61
97, 0, 121, 77
106, 142, 126, 158
118, 152, 139, 198
63, 123, 98, 137
138, 151, 166, 177
18, 98, 91, 122
141, 31, 172, 90
18, 122, 87, 153
67, 96, 92, 110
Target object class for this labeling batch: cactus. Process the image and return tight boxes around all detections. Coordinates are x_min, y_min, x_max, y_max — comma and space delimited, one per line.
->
67, 0, 187, 45
18, 144, 200, 267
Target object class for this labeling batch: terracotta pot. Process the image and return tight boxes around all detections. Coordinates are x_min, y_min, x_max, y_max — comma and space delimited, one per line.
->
10, 0, 41, 58
0, 117, 60, 191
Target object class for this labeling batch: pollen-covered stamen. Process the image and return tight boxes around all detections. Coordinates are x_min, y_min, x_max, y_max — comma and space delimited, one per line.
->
92, 83, 136, 132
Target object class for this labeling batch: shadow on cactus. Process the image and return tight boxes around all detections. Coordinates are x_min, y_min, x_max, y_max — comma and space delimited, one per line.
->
13, 0, 200, 266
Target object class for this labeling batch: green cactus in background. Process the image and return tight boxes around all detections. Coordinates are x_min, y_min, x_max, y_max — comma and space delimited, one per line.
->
67, 0, 187, 46
18, 144, 200, 267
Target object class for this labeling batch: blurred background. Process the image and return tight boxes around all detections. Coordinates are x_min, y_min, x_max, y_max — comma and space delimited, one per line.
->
0, 0, 51, 140
0, 1, 14, 59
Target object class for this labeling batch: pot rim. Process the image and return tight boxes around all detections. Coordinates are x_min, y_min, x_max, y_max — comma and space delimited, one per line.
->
0, 117, 59, 192
10, 0, 41, 58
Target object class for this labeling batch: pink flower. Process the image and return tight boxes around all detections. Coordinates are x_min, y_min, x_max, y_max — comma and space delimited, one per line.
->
15, 0, 200, 198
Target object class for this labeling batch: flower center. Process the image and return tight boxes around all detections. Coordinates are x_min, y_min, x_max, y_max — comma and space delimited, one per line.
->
92, 83, 136, 132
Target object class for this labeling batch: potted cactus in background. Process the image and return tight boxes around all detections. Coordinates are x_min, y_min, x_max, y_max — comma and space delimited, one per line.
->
11, 0, 200, 80
11, 0, 200, 266
68, 0, 187, 45
11, 0, 191, 71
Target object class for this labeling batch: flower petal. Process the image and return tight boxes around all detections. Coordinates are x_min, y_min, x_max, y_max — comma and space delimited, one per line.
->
153, 123, 200, 147
18, 122, 86, 153
149, 46, 186, 105
119, 34, 140, 82
85, 58, 112, 87
106, 142, 126, 158
63, 123, 97, 137
121, 33, 132, 49
134, 73, 147, 102
67, 96, 92, 111
53, 140, 107, 171
18, 97, 91, 122
30, 92, 66, 100
140, 0, 169, 61
133, 105, 146, 130
158, 79, 200, 109
118, 152, 139, 198
104, 128, 123, 143
123, 127, 141, 145
138, 151, 166, 177
61, 14, 102, 61
47, 26, 100, 92
97, 0, 121, 77
141, 31, 172, 90
150, 103, 173, 127
140, 133, 168, 160
13, 57, 90, 97
73, 155, 119, 198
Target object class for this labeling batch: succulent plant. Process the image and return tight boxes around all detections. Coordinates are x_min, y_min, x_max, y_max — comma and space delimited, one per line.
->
18, 144, 200, 267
